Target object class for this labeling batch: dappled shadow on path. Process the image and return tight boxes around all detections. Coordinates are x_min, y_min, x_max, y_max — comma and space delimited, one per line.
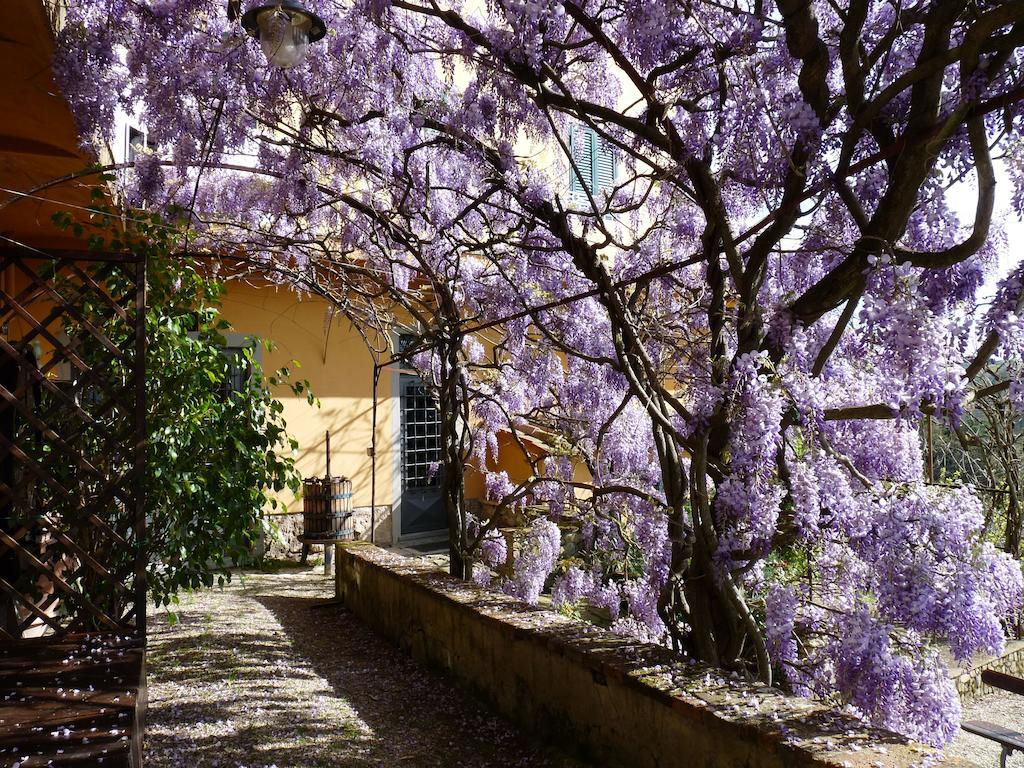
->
145, 568, 584, 768
253, 589, 585, 768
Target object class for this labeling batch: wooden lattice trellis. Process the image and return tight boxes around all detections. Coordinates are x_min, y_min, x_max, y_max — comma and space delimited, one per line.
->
0, 248, 146, 641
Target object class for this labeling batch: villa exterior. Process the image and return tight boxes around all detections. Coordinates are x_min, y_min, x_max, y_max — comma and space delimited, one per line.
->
7, 0, 614, 560
213, 277, 558, 552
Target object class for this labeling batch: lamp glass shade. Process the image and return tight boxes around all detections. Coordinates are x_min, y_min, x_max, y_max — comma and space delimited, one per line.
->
258, 7, 311, 68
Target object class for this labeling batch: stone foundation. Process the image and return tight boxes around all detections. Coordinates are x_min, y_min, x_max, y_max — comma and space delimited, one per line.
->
350, 505, 394, 546
335, 543, 974, 768
265, 512, 305, 560
266, 505, 395, 561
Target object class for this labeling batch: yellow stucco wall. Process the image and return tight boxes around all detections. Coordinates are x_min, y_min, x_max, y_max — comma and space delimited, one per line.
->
216, 278, 577, 546
463, 431, 541, 500
217, 280, 397, 516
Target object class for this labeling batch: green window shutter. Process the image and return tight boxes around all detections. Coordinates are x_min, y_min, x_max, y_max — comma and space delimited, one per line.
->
594, 135, 616, 195
569, 125, 595, 196
569, 125, 615, 198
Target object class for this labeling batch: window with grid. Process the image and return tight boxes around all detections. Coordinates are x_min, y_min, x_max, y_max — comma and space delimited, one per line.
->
569, 124, 616, 199
220, 346, 251, 398
401, 380, 442, 490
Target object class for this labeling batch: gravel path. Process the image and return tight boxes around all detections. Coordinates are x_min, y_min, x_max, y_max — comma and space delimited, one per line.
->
144, 565, 586, 768
146, 563, 1020, 767
948, 693, 1024, 767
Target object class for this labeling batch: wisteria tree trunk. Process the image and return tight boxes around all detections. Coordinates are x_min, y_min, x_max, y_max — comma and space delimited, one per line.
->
436, 325, 473, 580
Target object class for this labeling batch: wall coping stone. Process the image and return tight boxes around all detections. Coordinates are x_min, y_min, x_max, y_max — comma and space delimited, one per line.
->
336, 542, 976, 768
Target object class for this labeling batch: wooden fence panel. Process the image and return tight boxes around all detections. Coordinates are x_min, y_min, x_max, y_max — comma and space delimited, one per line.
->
0, 249, 146, 640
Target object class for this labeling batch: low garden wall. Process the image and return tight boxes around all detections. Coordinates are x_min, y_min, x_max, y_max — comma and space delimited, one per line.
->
952, 639, 1024, 701
335, 543, 974, 768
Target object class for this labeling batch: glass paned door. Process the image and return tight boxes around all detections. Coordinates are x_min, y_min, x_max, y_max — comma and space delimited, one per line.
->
399, 374, 446, 537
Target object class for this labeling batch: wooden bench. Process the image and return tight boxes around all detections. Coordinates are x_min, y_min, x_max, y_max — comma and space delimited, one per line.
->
962, 670, 1024, 767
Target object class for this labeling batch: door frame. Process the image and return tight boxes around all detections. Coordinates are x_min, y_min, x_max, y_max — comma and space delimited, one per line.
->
390, 332, 448, 546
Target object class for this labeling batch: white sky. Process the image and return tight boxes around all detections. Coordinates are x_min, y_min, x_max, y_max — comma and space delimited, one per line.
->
949, 160, 1021, 307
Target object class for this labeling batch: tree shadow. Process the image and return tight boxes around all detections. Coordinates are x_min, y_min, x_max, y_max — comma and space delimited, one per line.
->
252, 591, 587, 767
144, 571, 586, 768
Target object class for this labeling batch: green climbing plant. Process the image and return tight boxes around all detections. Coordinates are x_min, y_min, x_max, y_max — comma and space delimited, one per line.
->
52, 203, 313, 611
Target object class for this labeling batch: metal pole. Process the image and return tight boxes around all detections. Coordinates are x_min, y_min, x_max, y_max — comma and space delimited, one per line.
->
927, 414, 934, 484
370, 364, 380, 544
325, 429, 331, 479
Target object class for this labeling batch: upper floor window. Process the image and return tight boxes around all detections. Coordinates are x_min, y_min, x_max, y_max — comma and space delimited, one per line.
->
569, 125, 616, 200
126, 125, 156, 162
187, 327, 257, 400
398, 333, 417, 354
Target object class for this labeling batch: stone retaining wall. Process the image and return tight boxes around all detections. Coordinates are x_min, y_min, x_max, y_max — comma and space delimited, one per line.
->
953, 640, 1024, 701
335, 542, 974, 768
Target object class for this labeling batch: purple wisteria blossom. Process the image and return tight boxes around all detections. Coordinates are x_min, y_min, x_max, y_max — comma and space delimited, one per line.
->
502, 519, 561, 604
